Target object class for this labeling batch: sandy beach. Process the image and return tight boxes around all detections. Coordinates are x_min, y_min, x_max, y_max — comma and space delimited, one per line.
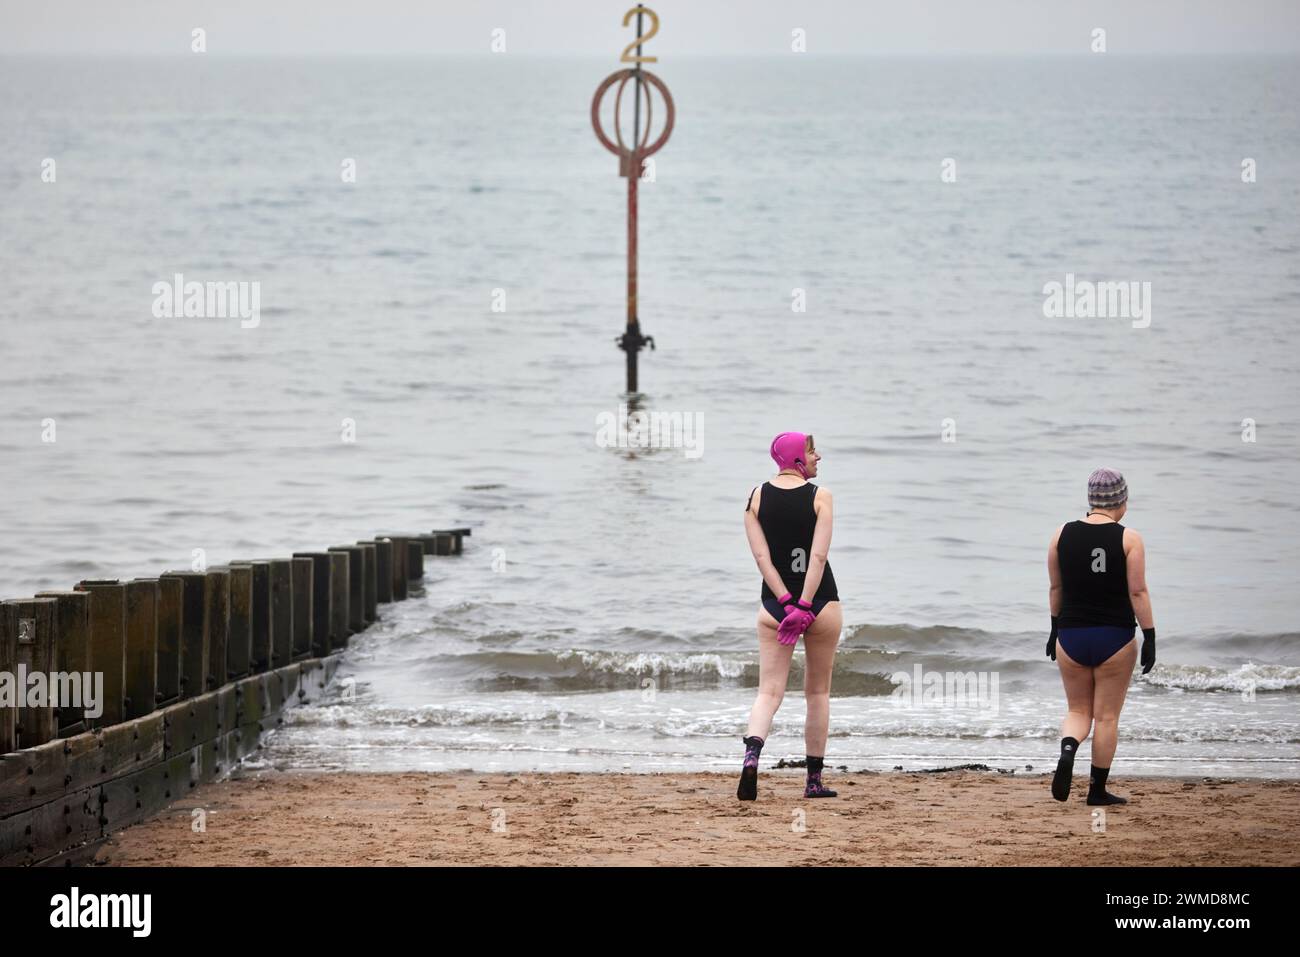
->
93, 769, 1300, 867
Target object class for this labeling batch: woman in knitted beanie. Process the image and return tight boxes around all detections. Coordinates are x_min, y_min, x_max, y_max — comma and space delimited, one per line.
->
1045, 467, 1157, 806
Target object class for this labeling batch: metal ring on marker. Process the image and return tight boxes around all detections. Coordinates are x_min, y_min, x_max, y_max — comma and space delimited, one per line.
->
591, 68, 675, 169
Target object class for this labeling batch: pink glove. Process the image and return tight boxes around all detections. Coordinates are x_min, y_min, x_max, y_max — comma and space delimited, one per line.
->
777, 599, 816, 645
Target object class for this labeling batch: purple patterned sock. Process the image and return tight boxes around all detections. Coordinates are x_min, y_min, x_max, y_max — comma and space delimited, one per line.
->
804, 755, 838, 797
738, 735, 765, 800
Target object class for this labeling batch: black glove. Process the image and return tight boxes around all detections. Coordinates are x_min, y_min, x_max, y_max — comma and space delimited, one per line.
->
1046, 616, 1059, 661
1140, 627, 1156, 674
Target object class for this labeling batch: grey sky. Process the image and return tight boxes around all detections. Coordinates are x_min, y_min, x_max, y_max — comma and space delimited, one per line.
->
3, 0, 1298, 55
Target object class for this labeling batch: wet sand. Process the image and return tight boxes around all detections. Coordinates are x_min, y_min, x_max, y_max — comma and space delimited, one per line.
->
93, 769, 1300, 867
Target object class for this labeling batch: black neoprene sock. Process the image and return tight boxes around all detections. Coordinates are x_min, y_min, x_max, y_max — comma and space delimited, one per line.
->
1051, 737, 1078, 801
1086, 763, 1128, 806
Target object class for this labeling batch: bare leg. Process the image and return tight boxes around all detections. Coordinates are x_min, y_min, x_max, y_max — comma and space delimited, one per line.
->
801, 602, 842, 756
1090, 638, 1137, 769
1057, 642, 1095, 743
738, 606, 795, 800
1052, 639, 1094, 800
744, 607, 795, 739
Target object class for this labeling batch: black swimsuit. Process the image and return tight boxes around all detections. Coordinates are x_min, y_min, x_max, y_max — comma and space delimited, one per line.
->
747, 481, 838, 619
1056, 520, 1137, 666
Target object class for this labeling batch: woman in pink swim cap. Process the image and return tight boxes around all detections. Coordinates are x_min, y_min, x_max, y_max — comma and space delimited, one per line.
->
737, 432, 842, 801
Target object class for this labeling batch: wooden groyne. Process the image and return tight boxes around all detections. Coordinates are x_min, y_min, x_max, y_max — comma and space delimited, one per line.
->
0, 526, 470, 866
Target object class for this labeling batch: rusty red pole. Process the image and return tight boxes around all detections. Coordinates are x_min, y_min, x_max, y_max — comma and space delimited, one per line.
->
625, 7, 644, 393
626, 148, 640, 391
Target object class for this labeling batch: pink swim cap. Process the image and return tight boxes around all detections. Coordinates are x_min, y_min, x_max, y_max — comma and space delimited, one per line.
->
770, 432, 810, 477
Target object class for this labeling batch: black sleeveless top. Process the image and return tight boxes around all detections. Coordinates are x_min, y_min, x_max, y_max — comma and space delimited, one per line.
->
1056, 520, 1136, 629
749, 482, 839, 603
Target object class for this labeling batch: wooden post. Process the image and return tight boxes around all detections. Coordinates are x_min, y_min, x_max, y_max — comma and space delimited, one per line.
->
289, 556, 315, 661
433, 532, 453, 556
34, 590, 92, 736
356, 542, 378, 623
11, 598, 58, 748
268, 558, 293, 669
160, 571, 207, 702
327, 551, 350, 648
226, 564, 253, 680
231, 561, 272, 674
75, 580, 128, 728
123, 580, 159, 721
406, 540, 424, 591
329, 545, 366, 633
292, 552, 332, 657
432, 527, 470, 554
366, 539, 394, 604
1, 598, 58, 748
0, 602, 14, 753
204, 568, 230, 691
385, 536, 409, 601
150, 577, 182, 707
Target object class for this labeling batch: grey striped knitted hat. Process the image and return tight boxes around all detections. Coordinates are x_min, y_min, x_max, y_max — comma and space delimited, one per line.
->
1087, 467, 1128, 509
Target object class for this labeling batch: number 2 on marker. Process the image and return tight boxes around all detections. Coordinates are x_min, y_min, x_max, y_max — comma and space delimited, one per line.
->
619, 6, 660, 63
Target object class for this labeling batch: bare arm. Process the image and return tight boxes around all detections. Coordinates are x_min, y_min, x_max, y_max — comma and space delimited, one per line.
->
744, 486, 792, 598
1047, 524, 1064, 616
798, 488, 833, 604
1124, 528, 1154, 630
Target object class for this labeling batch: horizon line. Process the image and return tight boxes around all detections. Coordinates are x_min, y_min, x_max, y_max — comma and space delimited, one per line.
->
3, 50, 1298, 59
